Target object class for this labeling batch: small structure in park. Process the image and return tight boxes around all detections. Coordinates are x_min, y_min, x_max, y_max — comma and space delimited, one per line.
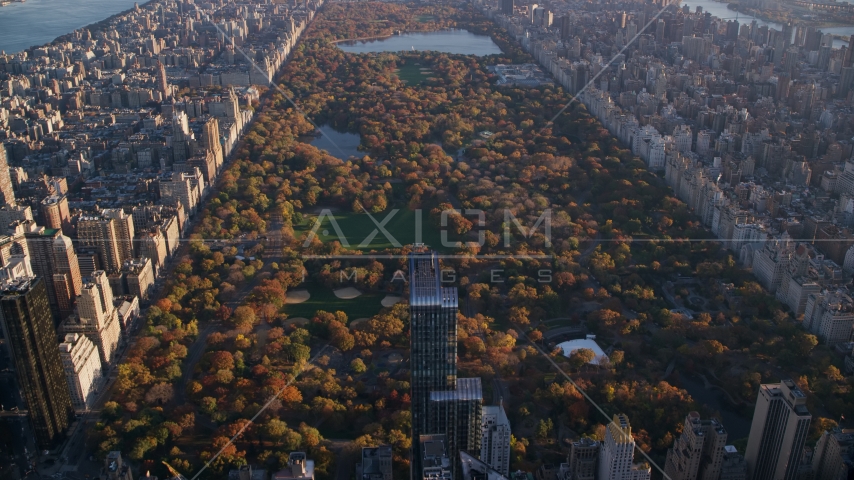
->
556, 338, 609, 365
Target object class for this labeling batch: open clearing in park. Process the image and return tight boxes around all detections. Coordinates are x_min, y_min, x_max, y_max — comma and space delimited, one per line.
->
334, 287, 362, 299
381, 295, 402, 307
285, 289, 310, 304
394, 64, 432, 84
283, 283, 384, 320
293, 208, 459, 251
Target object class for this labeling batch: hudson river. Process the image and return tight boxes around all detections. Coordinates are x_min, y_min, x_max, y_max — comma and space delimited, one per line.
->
0, 0, 139, 54
682, 0, 854, 46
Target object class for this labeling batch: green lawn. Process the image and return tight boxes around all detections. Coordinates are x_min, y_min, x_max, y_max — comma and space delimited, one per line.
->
394, 64, 432, 85
294, 207, 458, 252
284, 283, 384, 320
415, 14, 436, 22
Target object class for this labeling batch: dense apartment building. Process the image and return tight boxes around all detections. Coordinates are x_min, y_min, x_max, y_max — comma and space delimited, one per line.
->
419, 434, 453, 480
663, 412, 728, 480
803, 289, 854, 344
597, 414, 651, 480
59, 271, 121, 367
355, 445, 392, 480
58, 332, 103, 411
481, 404, 511, 476
77, 215, 126, 273
40, 195, 72, 236
719, 446, 748, 480
811, 428, 854, 480
558, 437, 599, 480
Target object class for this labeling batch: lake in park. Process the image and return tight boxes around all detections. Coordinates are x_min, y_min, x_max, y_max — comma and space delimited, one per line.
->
336, 29, 503, 56
305, 125, 364, 160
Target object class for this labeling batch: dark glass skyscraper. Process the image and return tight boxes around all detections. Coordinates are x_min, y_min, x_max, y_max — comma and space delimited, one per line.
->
429, 377, 483, 475
500, 0, 514, 16
0, 277, 73, 448
409, 252, 481, 478
410, 252, 458, 449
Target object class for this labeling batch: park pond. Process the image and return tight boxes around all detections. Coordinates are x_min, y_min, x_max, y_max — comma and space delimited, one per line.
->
304, 124, 364, 160
336, 29, 503, 56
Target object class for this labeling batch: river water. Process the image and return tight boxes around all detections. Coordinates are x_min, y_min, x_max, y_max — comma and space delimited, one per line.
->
337, 29, 502, 56
681, 0, 854, 47
0, 0, 140, 54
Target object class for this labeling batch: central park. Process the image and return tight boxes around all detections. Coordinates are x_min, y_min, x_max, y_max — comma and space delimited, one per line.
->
85, 2, 854, 480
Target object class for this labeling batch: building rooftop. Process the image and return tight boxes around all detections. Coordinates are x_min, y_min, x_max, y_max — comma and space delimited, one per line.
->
557, 339, 609, 365
460, 451, 508, 480
430, 377, 483, 402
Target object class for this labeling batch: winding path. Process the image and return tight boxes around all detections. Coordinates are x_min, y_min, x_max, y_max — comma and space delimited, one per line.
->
175, 323, 218, 404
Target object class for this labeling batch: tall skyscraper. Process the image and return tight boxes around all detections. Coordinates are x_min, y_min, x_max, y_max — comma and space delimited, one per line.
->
429, 377, 482, 478
598, 414, 651, 480
23, 222, 83, 321
102, 209, 135, 267
52, 234, 83, 318
481, 404, 511, 476
90, 270, 115, 316
845, 35, 854, 67
172, 111, 191, 142
24, 223, 65, 320
224, 88, 241, 126
157, 61, 169, 99
410, 252, 458, 455
0, 276, 73, 448
409, 251, 482, 478
500, 0, 513, 15
201, 116, 224, 171
745, 380, 812, 480
664, 412, 728, 480
0, 145, 16, 206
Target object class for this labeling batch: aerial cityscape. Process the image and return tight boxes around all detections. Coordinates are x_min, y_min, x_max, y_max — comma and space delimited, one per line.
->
0, 0, 853, 478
